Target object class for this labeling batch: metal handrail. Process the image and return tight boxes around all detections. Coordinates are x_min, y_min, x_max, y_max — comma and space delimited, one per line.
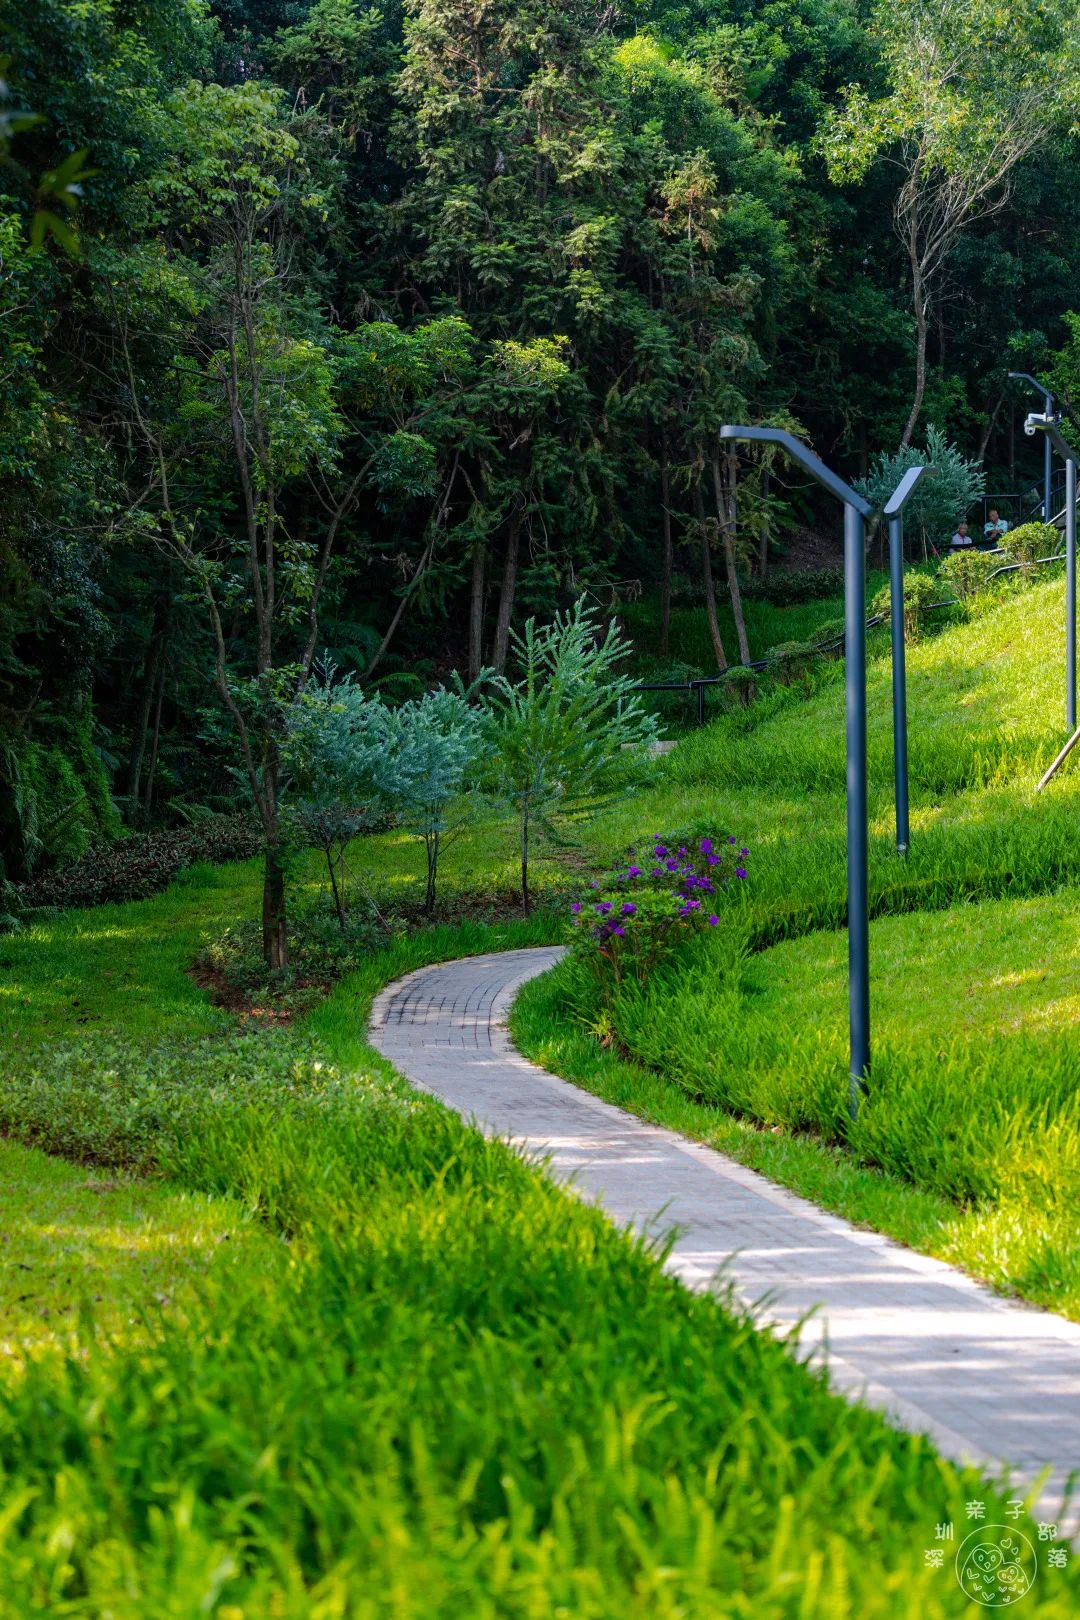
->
639, 549, 1068, 724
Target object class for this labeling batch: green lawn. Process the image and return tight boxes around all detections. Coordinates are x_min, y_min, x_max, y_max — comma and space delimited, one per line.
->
0, 1140, 273, 1368
1, 566, 1079, 1611
7, 884, 1063, 1616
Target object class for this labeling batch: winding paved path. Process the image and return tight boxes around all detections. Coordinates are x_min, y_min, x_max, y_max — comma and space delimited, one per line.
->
370, 947, 1080, 1527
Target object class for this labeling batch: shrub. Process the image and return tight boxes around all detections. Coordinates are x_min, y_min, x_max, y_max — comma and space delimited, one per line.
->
870, 571, 941, 640
15, 813, 262, 910
764, 638, 819, 685
569, 832, 747, 998
743, 566, 844, 606
855, 427, 985, 557
487, 599, 658, 912
1004, 521, 1061, 566
810, 616, 846, 649
722, 665, 759, 706
939, 547, 1001, 601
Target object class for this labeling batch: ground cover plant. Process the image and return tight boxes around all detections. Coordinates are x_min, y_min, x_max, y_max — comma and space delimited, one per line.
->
2, 555, 1080, 1609
1, 864, 1077, 1616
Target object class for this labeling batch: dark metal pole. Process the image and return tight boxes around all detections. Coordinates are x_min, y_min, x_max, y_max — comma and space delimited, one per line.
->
1045, 392, 1054, 520
844, 501, 870, 1117
1068, 455, 1076, 733
696, 681, 705, 727
719, 424, 873, 1119
1026, 411, 1079, 733
888, 511, 910, 855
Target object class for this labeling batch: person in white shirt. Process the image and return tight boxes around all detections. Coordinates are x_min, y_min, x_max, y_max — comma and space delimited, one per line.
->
950, 521, 973, 549
983, 509, 1009, 543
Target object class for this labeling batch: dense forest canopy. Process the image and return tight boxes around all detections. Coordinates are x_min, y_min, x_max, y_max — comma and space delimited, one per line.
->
3, 0, 1080, 887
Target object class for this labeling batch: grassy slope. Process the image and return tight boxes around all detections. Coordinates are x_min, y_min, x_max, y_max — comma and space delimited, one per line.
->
0, 1141, 274, 1369
513, 572, 1080, 1316
1, 569, 1078, 1610
7, 885, 1066, 1615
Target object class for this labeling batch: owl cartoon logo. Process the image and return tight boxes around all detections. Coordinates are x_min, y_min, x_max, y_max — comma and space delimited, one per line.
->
956, 1526, 1038, 1607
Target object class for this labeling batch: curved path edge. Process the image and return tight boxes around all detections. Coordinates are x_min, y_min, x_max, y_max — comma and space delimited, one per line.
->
370, 947, 1080, 1529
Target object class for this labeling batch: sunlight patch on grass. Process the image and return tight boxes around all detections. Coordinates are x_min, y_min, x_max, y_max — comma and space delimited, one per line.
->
0, 1140, 275, 1369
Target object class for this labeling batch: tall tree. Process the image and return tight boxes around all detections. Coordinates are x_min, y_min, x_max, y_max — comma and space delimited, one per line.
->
821, 0, 1080, 445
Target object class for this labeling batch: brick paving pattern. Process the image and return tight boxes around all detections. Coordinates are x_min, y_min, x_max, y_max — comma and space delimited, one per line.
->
370, 947, 1080, 1529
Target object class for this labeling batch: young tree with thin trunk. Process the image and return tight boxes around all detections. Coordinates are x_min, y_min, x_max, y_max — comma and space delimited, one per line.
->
487, 599, 657, 914
821, 0, 1079, 446
122, 82, 457, 967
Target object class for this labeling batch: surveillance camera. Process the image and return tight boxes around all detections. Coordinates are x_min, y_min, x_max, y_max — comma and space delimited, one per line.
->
1024, 420, 1038, 437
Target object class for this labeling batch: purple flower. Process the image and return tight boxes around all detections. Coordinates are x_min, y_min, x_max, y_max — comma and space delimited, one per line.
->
739, 848, 749, 857
677, 845, 687, 857
627, 865, 642, 878
651, 866, 664, 877
596, 901, 613, 915
665, 858, 679, 871
654, 844, 668, 857
570, 901, 582, 914
735, 867, 747, 880
706, 854, 719, 866
728, 835, 737, 844
708, 914, 719, 926
621, 902, 636, 916
700, 837, 713, 856
611, 925, 626, 937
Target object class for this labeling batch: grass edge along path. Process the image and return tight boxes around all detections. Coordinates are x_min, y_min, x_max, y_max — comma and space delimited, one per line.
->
509, 954, 1080, 1324
2, 913, 1078, 1611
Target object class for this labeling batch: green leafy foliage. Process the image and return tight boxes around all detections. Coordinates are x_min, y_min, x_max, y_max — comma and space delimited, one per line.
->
1005, 521, 1062, 565
487, 599, 658, 909
14, 814, 261, 910
389, 680, 490, 912
856, 428, 986, 555
870, 570, 944, 641
939, 547, 1001, 601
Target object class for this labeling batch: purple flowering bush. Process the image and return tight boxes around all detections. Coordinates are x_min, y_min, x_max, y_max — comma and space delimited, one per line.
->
570, 833, 748, 994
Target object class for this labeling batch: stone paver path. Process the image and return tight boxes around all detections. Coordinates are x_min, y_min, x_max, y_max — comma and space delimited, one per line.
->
370, 947, 1080, 1527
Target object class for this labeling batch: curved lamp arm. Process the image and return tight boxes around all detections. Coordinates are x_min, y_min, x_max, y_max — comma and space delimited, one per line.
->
719, 424, 873, 517
883, 464, 933, 517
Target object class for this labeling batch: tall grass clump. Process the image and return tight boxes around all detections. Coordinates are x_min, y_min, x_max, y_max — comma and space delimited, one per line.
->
3, 1003, 1067, 1616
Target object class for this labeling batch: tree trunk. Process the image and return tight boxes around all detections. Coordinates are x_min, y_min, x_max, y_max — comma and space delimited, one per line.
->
714, 450, 750, 665
262, 841, 288, 970
520, 799, 530, 916
424, 829, 439, 915
142, 652, 167, 824
660, 450, 673, 655
325, 845, 347, 933
468, 542, 485, 681
901, 260, 928, 449
126, 596, 168, 822
694, 484, 728, 672
977, 388, 1006, 466
492, 508, 523, 674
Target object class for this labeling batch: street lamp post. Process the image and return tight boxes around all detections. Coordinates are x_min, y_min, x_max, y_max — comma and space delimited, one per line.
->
883, 466, 931, 857
1009, 371, 1056, 521
1024, 411, 1077, 733
719, 426, 873, 1120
